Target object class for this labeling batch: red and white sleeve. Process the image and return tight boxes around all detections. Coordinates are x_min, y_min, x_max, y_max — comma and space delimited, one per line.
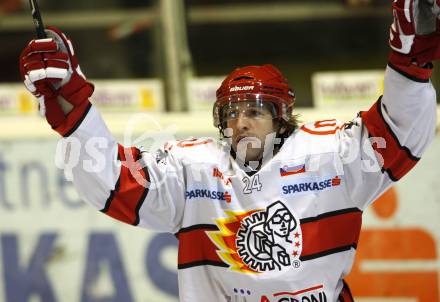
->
64, 105, 186, 232
339, 65, 436, 209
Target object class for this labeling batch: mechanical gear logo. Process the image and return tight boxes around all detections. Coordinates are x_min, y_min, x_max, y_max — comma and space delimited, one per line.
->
209, 201, 302, 274
236, 201, 302, 272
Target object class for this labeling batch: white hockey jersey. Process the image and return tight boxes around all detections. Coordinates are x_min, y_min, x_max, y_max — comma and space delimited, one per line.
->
64, 66, 437, 302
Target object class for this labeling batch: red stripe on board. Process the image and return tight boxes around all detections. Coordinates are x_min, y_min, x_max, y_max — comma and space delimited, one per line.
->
361, 100, 419, 181
103, 145, 149, 225
177, 228, 222, 266
301, 211, 362, 258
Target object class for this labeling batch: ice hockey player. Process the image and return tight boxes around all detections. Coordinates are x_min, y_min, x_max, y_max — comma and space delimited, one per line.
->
19, 0, 439, 301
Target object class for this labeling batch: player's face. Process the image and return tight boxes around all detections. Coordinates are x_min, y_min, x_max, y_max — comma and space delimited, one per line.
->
223, 101, 279, 162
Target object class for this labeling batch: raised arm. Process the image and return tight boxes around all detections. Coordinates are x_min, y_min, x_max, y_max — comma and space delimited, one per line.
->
19, 27, 186, 233
363, 0, 438, 178
340, 0, 438, 209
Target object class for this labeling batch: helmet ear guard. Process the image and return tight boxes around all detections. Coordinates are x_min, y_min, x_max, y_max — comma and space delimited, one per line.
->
213, 64, 295, 129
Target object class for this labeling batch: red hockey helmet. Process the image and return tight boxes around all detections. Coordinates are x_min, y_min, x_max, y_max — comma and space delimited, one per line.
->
213, 64, 295, 128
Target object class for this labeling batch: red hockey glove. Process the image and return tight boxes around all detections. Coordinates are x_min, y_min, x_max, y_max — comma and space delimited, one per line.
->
19, 26, 94, 136
388, 0, 440, 80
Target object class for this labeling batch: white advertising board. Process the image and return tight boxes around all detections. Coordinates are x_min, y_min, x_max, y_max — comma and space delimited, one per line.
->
187, 77, 223, 112
312, 70, 384, 110
0, 79, 164, 115
91, 79, 164, 112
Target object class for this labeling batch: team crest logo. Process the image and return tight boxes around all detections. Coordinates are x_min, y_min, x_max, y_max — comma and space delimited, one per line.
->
209, 201, 302, 274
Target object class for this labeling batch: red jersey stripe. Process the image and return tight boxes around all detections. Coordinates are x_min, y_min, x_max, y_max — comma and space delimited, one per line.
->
361, 99, 419, 181
300, 209, 362, 260
101, 145, 149, 226
177, 226, 224, 269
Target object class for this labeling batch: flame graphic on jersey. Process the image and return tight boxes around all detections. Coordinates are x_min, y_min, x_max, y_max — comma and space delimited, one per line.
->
208, 210, 260, 274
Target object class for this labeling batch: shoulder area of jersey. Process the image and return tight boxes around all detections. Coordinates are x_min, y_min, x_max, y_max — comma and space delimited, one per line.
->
161, 137, 226, 161
283, 119, 350, 155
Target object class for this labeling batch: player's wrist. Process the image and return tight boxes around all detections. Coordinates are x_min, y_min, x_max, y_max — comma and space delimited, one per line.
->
59, 73, 94, 106
388, 51, 434, 82
52, 75, 94, 136
53, 100, 92, 137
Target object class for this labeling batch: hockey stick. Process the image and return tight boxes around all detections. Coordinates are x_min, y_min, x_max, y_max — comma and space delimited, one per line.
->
29, 0, 46, 38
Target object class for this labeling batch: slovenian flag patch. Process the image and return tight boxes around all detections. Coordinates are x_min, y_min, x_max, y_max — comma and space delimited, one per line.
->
280, 164, 306, 177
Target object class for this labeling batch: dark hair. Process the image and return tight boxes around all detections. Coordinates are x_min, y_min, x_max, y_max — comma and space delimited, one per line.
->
278, 113, 301, 138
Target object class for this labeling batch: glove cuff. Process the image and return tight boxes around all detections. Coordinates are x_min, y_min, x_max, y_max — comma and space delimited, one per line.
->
388, 51, 433, 82
54, 100, 92, 137
59, 73, 94, 106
